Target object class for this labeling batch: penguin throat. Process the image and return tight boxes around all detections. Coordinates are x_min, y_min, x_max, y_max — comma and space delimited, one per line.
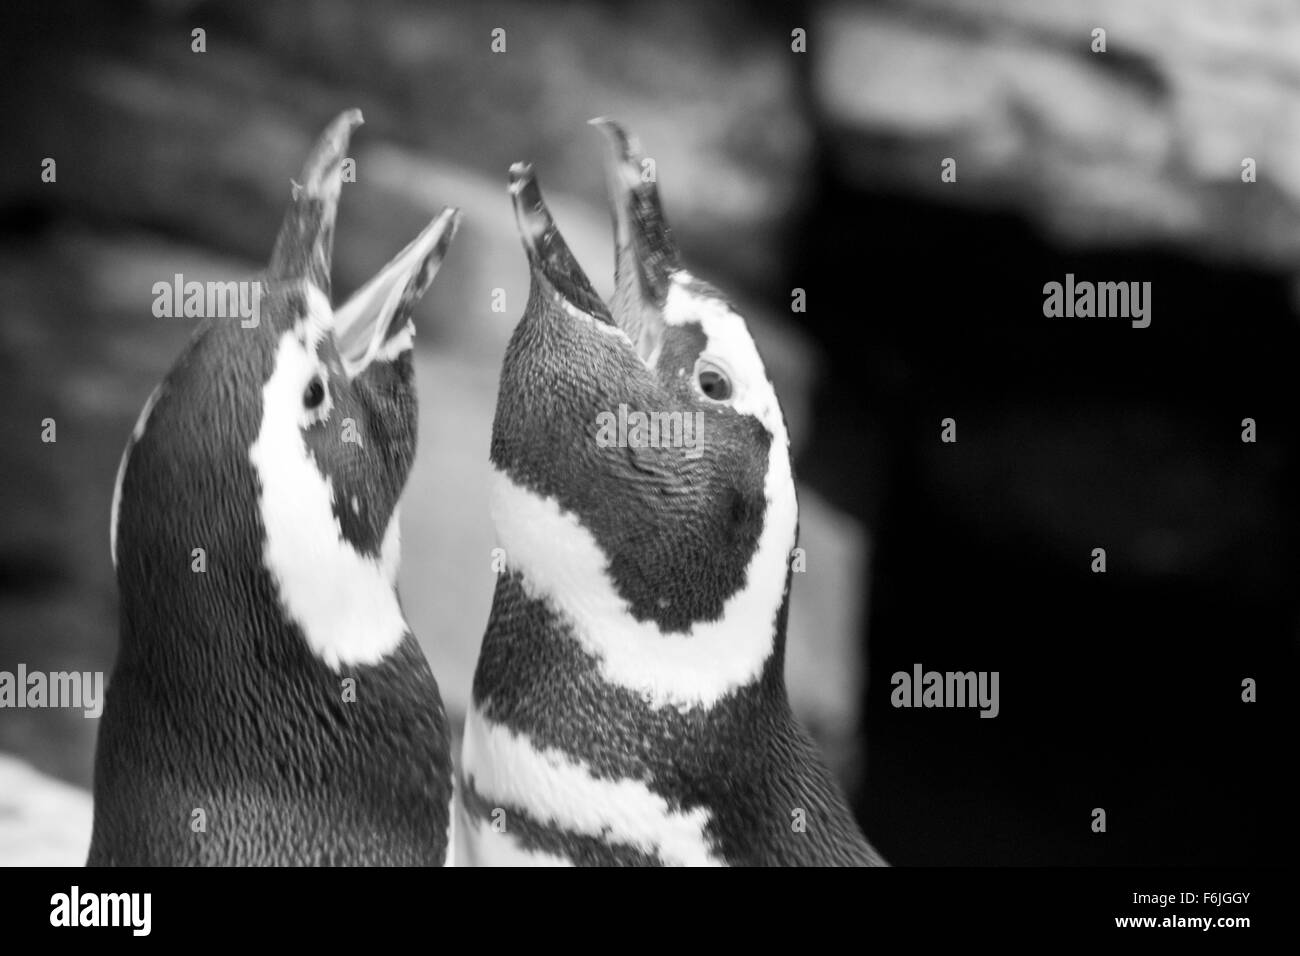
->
249, 329, 409, 670
488, 456, 797, 710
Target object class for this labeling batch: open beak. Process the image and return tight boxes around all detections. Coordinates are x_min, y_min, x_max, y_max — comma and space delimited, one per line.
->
333, 206, 462, 377
267, 108, 461, 377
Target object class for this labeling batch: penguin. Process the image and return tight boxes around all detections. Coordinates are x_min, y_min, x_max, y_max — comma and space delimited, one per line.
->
89, 110, 462, 866
457, 121, 887, 866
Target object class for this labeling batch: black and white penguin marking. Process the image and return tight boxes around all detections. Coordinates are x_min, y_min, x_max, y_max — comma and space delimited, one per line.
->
458, 122, 886, 866
90, 110, 461, 866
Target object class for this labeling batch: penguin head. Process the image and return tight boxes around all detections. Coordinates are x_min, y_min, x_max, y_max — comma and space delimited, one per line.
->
491, 122, 796, 638
112, 110, 460, 665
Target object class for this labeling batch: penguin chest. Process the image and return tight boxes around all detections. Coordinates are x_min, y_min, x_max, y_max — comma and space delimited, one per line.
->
457, 705, 724, 867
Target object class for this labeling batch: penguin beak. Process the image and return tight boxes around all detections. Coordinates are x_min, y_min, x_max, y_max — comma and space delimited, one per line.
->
268, 109, 364, 299
590, 118, 675, 366
267, 109, 460, 376
508, 162, 614, 324
333, 207, 462, 377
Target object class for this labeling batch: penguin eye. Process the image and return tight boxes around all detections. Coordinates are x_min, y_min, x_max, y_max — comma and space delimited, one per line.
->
303, 376, 326, 410
695, 360, 732, 402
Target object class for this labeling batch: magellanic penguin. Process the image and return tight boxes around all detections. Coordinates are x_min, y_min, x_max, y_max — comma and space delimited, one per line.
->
90, 110, 462, 866
458, 122, 887, 866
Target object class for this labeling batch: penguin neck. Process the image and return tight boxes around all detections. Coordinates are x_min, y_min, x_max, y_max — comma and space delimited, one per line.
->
466, 572, 811, 866
114, 537, 449, 784
474, 568, 800, 759
114, 462, 412, 677
107, 560, 452, 865
488, 464, 799, 710
115, 531, 397, 682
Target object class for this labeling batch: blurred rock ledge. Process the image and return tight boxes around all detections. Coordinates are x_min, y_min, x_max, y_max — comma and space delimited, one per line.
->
815, 0, 1300, 267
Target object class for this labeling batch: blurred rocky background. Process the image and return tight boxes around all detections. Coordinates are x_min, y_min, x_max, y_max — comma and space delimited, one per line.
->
0, 0, 1294, 865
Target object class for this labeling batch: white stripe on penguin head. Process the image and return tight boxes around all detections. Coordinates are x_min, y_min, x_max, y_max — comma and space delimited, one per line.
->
248, 285, 407, 669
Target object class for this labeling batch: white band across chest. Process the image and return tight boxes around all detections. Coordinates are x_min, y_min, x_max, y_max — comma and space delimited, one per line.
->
460, 705, 722, 866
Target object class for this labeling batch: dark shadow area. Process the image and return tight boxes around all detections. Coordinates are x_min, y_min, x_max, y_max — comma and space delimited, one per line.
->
794, 171, 1298, 865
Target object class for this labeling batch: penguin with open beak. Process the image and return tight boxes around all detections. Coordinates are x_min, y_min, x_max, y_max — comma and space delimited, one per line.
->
90, 111, 461, 866
458, 121, 886, 866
